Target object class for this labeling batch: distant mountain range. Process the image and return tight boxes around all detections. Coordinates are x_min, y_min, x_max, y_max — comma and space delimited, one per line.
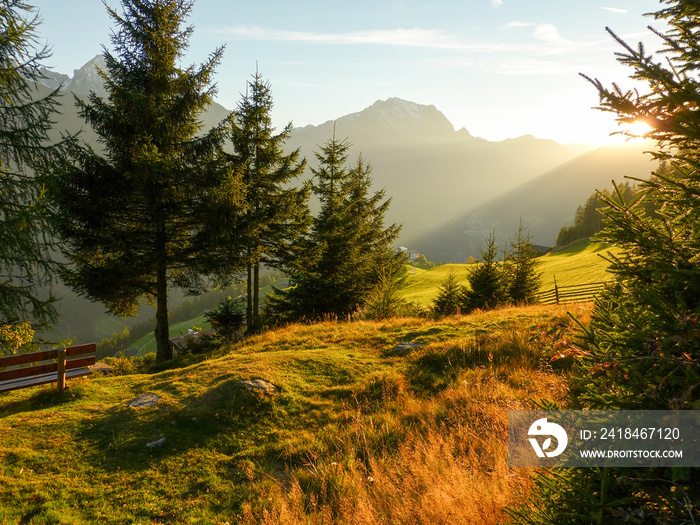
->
34, 57, 657, 343
285, 98, 655, 261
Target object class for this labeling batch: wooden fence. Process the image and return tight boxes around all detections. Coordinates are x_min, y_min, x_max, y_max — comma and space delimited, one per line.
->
537, 279, 607, 305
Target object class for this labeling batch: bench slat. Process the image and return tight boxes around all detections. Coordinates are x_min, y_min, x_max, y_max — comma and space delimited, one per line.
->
0, 368, 92, 393
66, 343, 97, 357
0, 344, 96, 368
66, 356, 96, 370
0, 355, 96, 382
0, 343, 96, 394
0, 349, 60, 368
0, 362, 58, 382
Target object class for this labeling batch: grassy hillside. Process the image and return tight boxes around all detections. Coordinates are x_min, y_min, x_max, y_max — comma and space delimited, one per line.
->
115, 240, 610, 356
538, 239, 618, 288
400, 238, 616, 306
0, 303, 588, 524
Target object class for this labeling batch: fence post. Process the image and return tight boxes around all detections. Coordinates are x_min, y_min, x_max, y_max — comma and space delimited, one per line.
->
554, 276, 560, 304
57, 348, 66, 392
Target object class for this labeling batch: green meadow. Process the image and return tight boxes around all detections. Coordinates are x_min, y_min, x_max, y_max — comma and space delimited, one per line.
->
400, 238, 615, 306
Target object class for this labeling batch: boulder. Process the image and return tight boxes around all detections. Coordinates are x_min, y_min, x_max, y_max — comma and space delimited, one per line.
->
146, 437, 166, 448
127, 392, 160, 408
383, 342, 423, 357
238, 379, 280, 395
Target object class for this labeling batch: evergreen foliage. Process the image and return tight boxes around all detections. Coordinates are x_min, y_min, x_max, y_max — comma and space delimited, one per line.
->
503, 222, 541, 304
523, 2, 700, 522
556, 182, 640, 246
205, 297, 245, 341
431, 271, 464, 317
47, 0, 246, 362
228, 71, 309, 334
462, 232, 507, 312
360, 269, 411, 320
268, 137, 402, 322
0, 1, 63, 326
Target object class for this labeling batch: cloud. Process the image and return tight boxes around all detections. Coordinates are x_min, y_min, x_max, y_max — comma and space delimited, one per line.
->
220, 26, 503, 51
533, 23, 574, 47
602, 7, 628, 14
505, 21, 534, 28
491, 0, 503, 7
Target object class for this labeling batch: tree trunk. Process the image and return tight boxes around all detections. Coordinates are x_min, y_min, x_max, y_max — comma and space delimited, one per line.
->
253, 262, 260, 333
154, 264, 172, 362
246, 261, 253, 333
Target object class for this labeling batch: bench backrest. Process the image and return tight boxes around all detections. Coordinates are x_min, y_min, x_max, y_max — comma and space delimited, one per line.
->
0, 343, 96, 393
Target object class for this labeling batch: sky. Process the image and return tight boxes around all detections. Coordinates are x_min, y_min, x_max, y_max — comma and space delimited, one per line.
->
30, 0, 665, 145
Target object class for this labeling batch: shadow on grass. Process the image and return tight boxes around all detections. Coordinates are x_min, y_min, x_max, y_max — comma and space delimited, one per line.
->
0, 384, 89, 419
399, 326, 448, 343
73, 376, 319, 474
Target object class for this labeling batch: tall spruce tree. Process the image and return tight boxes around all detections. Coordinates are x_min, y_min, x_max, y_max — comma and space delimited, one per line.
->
0, 1, 63, 326
48, 0, 245, 362
432, 271, 464, 317
503, 222, 541, 304
519, 2, 700, 522
229, 72, 309, 333
269, 136, 402, 322
462, 232, 506, 312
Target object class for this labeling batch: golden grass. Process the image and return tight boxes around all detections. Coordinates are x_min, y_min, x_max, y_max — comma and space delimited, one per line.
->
238, 305, 583, 524
0, 303, 589, 524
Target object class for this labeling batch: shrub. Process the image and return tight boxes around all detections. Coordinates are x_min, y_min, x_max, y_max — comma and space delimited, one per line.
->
205, 297, 246, 340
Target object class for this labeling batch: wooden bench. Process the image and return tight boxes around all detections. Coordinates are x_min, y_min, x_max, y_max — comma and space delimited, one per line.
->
0, 343, 96, 393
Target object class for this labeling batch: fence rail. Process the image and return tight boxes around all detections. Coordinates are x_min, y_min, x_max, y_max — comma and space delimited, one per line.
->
537, 280, 607, 305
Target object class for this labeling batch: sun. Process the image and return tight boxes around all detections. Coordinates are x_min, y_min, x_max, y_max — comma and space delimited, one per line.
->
600, 119, 654, 145
625, 120, 653, 138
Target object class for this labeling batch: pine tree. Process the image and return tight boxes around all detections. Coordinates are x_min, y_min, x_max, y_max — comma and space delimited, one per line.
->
522, 3, 700, 522
556, 183, 638, 246
0, 1, 64, 326
579, 0, 700, 416
462, 232, 506, 312
269, 136, 402, 322
432, 271, 464, 317
504, 222, 541, 304
47, 0, 245, 362
228, 71, 309, 333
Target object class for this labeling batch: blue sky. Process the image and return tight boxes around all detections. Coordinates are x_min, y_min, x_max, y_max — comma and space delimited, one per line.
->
31, 0, 663, 144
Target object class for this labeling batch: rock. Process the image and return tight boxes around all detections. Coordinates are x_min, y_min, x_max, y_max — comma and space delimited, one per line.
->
146, 437, 166, 448
383, 342, 423, 357
238, 379, 280, 395
127, 392, 160, 408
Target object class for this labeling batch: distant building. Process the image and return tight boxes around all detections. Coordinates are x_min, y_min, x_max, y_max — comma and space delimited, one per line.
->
397, 246, 420, 261
169, 328, 216, 354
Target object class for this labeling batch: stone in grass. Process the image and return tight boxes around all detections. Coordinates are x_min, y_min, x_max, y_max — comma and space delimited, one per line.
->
238, 379, 280, 395
146, 437, 166, 448
383, 342, 423, 357
127, 392, 160, 408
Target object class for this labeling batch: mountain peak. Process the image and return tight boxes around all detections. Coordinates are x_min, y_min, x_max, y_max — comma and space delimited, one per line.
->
338, 97, 456, 138
68, 55, 107, 97
36, 55, 107, 97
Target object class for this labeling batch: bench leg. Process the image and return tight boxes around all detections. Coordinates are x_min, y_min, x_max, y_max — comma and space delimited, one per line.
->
57, 349, 66, 392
